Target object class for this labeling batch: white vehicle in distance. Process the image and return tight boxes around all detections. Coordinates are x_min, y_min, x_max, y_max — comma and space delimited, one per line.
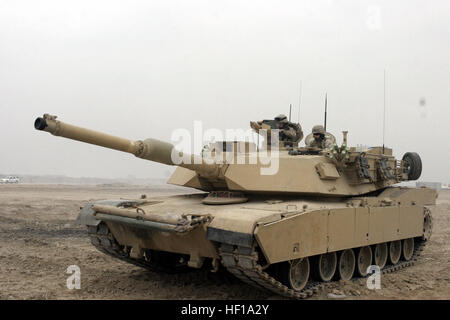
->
0, 176, 20, 184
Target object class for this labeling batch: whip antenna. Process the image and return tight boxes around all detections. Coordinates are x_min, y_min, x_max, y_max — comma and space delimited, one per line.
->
324, 93, 328, 131
383, 69, 386, 154
289, 104, 292, 122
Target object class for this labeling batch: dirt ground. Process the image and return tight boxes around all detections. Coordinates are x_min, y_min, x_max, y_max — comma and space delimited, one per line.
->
0, 184, 448, 300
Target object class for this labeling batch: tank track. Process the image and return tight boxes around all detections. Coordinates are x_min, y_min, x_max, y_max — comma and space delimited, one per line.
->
87, 222, 427, 297
218, 239, 427, 299
87, 223, 188, 274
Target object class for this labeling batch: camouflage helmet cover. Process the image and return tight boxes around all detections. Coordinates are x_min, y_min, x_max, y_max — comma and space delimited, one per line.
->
312, 125, 325, 135
275, 114, 288, 123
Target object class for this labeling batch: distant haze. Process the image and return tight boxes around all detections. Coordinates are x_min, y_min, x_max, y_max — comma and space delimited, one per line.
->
1, 0, 449, 182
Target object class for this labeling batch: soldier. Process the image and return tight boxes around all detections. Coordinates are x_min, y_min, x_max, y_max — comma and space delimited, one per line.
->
250, 115, 303, 147
306, 125, 333, 149
274, 114, 303, 145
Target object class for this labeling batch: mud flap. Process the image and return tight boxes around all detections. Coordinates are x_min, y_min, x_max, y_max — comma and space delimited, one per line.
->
206, 227, 254, 248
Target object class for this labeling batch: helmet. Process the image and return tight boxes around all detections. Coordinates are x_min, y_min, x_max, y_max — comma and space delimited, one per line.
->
312, 125, 325, 135
275, 114, 287, 122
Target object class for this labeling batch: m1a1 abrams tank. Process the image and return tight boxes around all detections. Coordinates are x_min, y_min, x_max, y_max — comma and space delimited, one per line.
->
34, 113, 436, 299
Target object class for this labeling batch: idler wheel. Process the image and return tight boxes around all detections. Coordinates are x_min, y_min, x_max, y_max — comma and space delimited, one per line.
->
402, 238, 414, 261
313, 252, 337, 282
373, 243, 388, 269
389, 240, 402, 265
286, 258, 310, 291
356, 246, 373, 277
337, 249, 355, 281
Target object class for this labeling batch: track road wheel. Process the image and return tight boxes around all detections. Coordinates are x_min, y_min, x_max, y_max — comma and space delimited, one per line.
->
356, 246, 372, 277
423, 208, 433, 241
389, 240, 401, 265
337, 249, 355, 281
402, 238, 414, 261
373, 243, 388, 269
283, 258, 310, 291
313, 252, 337, 282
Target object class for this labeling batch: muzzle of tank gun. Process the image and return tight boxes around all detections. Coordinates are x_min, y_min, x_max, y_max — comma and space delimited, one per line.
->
34, 117, 48, 131
34, 114, 220, 177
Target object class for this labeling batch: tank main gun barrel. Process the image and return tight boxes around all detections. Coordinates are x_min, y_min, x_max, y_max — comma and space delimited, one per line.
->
34, 114, 219, 177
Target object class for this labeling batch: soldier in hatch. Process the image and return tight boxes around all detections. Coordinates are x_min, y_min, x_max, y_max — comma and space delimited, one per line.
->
274, 114, 303, 146
306, 125, 334, 149
250, 114, 303, 147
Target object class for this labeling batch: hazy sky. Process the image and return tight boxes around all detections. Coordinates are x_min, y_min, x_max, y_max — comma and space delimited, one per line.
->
1, 0, 449, 182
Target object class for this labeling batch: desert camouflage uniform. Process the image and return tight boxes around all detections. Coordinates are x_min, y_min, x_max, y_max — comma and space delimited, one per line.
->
275, 114, 303, 144
308, 138, 334, 149
306, 125, 333, 149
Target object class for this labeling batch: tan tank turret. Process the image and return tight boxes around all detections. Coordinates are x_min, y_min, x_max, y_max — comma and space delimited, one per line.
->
35, 114, 420, 196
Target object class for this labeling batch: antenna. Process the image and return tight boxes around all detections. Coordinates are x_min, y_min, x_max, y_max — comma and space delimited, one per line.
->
383, 69, 386, 154
324, 93, 328, 131
297, 81, 302, 123
289, 104, 292, 122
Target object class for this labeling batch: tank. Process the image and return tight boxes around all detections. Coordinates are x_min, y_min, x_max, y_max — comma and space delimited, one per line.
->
34, 113, 436, 298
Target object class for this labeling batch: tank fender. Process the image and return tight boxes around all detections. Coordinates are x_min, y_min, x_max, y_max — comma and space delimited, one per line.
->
75, 200, 145, 226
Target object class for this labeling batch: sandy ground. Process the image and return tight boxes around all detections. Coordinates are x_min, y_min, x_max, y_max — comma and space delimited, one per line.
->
0, 184, 448, 300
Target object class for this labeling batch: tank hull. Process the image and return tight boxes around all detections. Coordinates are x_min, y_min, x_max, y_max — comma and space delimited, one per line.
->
79, 186, 436, 298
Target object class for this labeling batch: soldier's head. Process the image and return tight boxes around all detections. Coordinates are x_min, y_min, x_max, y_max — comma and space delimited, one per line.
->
275, 114, 287, 122
312, 125, 325, 141
275, 114, 288, 128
